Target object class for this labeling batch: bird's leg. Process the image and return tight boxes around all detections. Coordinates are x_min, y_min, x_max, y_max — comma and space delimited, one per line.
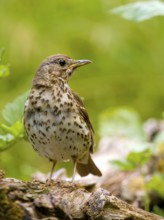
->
49, 160, 56, 182
72, 161, 77, 182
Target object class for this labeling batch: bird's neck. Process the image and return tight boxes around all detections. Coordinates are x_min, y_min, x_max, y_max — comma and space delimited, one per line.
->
32, 76, 67, 89
32, 77, 52, 88
32, 66, 68, 87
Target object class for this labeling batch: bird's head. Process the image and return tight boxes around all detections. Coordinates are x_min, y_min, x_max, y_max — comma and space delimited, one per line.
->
33, 54, 91, 85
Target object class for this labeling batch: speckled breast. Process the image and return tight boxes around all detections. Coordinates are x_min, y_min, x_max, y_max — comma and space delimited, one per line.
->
24, 83, 92, 163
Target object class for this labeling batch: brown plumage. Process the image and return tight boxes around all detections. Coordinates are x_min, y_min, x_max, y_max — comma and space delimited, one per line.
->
24, 54, 102, 180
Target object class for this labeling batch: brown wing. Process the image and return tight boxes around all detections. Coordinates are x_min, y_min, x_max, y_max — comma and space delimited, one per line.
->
72, 91, 94, 153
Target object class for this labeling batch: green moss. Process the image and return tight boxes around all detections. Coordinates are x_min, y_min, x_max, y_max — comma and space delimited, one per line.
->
0, 188, 25, 220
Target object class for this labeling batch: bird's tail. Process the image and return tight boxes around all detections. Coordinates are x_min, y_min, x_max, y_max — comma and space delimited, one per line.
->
76, 155, 102, 177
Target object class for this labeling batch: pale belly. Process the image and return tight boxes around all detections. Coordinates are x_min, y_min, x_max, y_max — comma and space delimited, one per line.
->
24, 110, 91, 163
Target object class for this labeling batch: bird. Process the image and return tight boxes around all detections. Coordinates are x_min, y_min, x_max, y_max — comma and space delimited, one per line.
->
24, 54, 102, 181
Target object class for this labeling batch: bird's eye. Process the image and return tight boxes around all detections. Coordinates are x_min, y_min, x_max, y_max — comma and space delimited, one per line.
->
58, 59, 66, 66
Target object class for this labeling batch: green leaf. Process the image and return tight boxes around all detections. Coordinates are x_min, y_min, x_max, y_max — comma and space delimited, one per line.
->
1, 119, 24, 137
111, 148, 152, 170
127, 149, 152, 167
2, 91, 29, 125
153, 206, 164, 217
0, 119, 25, 152
111, 159, 135, 171
0, 92, 29, 152
111, 1, 164, 22
146, 173, 164, 197
0, 133, 15, 152
99, 107, 145, 139
0, 64, 10, 78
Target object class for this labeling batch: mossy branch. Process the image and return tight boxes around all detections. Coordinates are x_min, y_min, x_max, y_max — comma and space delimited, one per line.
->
0, 170, 163, 220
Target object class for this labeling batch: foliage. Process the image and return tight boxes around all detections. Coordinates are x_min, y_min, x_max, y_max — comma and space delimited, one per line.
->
0, 92, 28, 152
0, 0, 163, 190
99, 107, 164, 214
111, 149, 152, 171
0, 50, 28, 151
99, 107, 145, 139
153, 205, 164, 217
147, 173, 164, 197
111, 0, 164, 22
2, 91, 29, 125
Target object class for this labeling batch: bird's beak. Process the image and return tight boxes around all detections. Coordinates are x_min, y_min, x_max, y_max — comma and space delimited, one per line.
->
71, 59, 92, 69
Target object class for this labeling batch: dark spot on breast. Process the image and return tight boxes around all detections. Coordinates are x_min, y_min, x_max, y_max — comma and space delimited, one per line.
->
26, 110, 34, 119
32, 145, 38, 152
39, 89, 45, 95
71, 155, 77, 160
57, 91, 60, 96
67, 129, 71, 134
39, 130, 46, 137
74, 121, 78, 126
35, 96, 40, 100
54, 106, 59, 111
36, 107, 41, 112
57, 110, 61, 116
42, 132, 46, 137
31, 101, 37, 105
38, 122, 43, 126
67, 94, 71, 99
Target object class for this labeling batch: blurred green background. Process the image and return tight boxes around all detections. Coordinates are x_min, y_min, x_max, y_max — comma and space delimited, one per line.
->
0, 0, 163, 179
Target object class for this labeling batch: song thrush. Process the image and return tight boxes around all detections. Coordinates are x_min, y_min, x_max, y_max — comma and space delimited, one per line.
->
24, 54, 102, 180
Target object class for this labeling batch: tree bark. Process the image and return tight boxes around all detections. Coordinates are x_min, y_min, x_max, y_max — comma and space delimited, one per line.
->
0, 170, 163, 220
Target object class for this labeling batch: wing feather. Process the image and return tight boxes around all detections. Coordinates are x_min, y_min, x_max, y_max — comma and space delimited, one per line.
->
72, 92, 94, 153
